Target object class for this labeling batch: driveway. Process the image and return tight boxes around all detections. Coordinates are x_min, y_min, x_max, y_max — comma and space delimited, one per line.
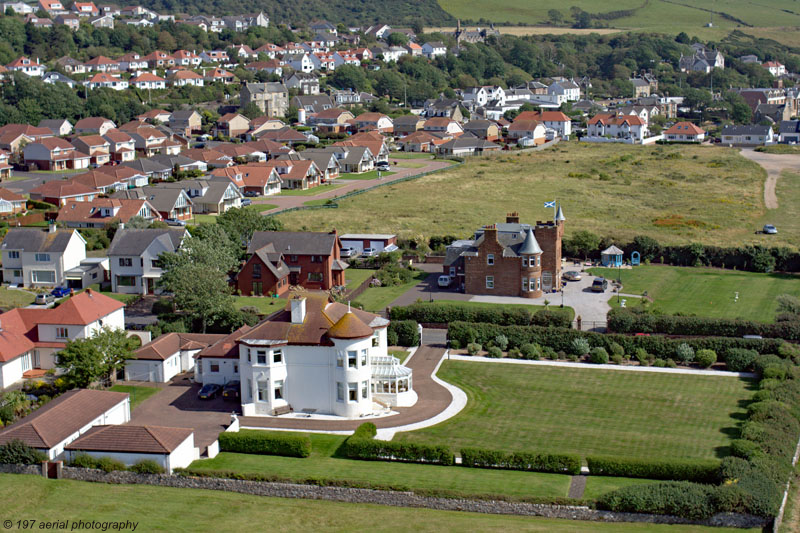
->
5, 171, 82, 194
738, 148, 800, 209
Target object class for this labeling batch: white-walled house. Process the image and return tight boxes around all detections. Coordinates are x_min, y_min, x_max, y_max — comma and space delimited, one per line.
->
126, 332, 224, 382
664, 122, 706, 142
547, 80, 580, 104
108, 228, 188, 295
195, 293, 416, 417
421, 41, 446, 59
65, 425, 196, 473
0, 389, 130, 459
587, 113, 648, 142
1, 227, 86, 288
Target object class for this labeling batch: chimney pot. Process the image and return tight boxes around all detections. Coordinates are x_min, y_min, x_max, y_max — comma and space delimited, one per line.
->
290, 296, 306, 324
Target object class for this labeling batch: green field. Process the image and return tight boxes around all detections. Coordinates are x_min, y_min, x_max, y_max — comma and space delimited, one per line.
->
278, 184, 344, 196
278, 143, 788, 248
190, 432, 571, 500
233, 295, 287, 314
396, 362, 753, 460
0, 287, 35, 309
589, 264, 800, 322
345, 268, 376, 287
340, 170, 396, 180
0, 474, 757, 533
108, 385, 160, 410
353, 270, 429, 312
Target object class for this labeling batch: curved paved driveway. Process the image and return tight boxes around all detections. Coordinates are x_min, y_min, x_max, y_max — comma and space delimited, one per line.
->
738, 148, 800, 209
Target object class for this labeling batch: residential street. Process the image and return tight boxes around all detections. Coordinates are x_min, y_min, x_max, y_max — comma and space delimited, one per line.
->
4, 170, 84, 194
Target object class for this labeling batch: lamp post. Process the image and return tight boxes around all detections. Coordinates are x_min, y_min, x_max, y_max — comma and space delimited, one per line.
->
617, 263, 621, 304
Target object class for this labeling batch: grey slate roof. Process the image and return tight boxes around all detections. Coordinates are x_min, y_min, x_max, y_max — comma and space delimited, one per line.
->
518, 228, 543, 255
341, 146, 372, 165
154, 178, 240, 206
108, 228, 186, 256
150, 154, 199, 168
252, 245, 290, 279
121, 158, 172, 175
1, 228, 77, 253
248, 231, 337, 256
779, 120, 800, 134
722, 125, 772, 136
111, 187, 191, 214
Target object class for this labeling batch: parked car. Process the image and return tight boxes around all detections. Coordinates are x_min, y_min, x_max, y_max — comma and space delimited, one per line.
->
340, 247, 357, 258
165, 218, 186, 226
244, 191, 260, 197
437, 275, 451, 288
376, 162, 391, 171
197, 383, 222, 400
50, 287, 70, 298
563, 271, 582, 281
591, 277, 608, 292
361, 247, 378, 257
241, 199, 252, 207
34, 293, 55, 305
763, 224, 778, 234
222, 380, 240, 401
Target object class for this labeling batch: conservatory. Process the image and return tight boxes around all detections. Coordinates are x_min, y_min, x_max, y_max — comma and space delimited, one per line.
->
371, 355, 417, 407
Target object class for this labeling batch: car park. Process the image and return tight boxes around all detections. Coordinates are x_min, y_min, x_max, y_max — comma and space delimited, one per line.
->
35, 293, 55, 305
197, 383, 221, 400
222, 380, 240, 401
563, 271, 582, 281
361, 247, 378, 257
591, 277, 609, 292
340, 247, 357, 258
763, 224, 778, 234
437, 275, 451, 288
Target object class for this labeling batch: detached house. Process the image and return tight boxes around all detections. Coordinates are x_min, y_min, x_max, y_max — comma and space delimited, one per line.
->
24, 138, 90, 171
0, 188, 25, 214
57, 197, 160, 229
6, 57, 44, 77
75, 117, 116, 136
353, 112, 393, 133
721, 125, 774, 146
664, 122, 706, 143
216, 113, 251, 138
170, 70, 204, 87
111, 188, 193, 221
515, 110, 572, 139
211, 165, 282, 196
1, 226, 86, 288
29, 180, 97, 206
126, 332, 224, 383
587, 113, 648, 143
260, 159, 322, 190
101, 129, 136, 162
0, 152, 13, 181
154, 178, 242, 214
84, 73, 128, 91
108, 228, 187, 294
130, 72, 167, 90
71, 135, 111, 166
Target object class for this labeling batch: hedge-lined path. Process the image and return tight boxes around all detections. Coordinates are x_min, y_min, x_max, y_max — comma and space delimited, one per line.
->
568, 475, 587, 499
239, 343, 466, 436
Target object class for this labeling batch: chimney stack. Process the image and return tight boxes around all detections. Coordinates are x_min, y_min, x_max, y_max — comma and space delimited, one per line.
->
506, 212, 519, 224
290, 296, 306, 324
483, 224, 498, 243
48, 222, 57, 234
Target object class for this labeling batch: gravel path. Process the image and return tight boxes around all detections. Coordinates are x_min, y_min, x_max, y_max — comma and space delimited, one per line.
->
738, 148, 800, 209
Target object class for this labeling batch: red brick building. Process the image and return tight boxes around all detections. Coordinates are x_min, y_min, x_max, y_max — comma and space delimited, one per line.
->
444, 209, 564, 298
234, 230, 348, 296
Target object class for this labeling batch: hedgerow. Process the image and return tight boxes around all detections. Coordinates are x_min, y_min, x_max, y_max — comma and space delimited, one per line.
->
390, 302, 571, 328
218, 431, 312, 458
461, 447, 580, 474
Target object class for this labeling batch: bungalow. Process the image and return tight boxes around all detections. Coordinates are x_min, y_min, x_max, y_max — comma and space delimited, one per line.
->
247, 116, 286, 138
55, 56, 86, 74
137, 109, 172, 124
255, 126, 308, 145
0, 389, 129, 456
211, 165, 282, 196
101, 129, 136, 162
244, 60, 283, 77
397, 130, 437, 152
720, 124, 774, 146
88, 13, 113, 28
57, 197, 160, 228
38, 119, 73, 137
143, 50, 175, 69
0, 187, 25, 214
171, 50, 202, 67
392, 115, 425, 136
463, 119, 500, 141
354, 112, 393, 133
423, 117, 464, 136
779, 120, 800, 144
83, 55, 120, 72
6, 56, 44, 77
117, 53, 148, 72
126, 332, 222, 383
340, 234, 398, 254
182, 148, 233, 169
24, 138, 90, 171
199, 50, 230, 63
169, 69, 204, 87
54, 14, 80, 30
96, 165, 149, 188
0, 226, 86, 289
216, 113, 251, 139
29, 180, 97, 205
437, 137, 501, 156
150, 153, 207, 173
111, 188, 193, 221
108, 228, 187, 294
507, 120, 547, 143
291, 94, 334, 114
41, 72, 76, 88
69, 170, 125, 194
130, 72, 167, 90
120, 158, 173, 180
71, 135, 111, 166
75, 117, 116, 136
309, 108, 354, 133
71, 1, 99, 16
664, 122, 706, 143
84, 72, 128, 91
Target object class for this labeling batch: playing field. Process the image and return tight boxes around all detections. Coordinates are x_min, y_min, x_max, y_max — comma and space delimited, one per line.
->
0, 475, 758, 533
395, 362, 754, 460
277, 143, 789, 249
590, 264, 800, 322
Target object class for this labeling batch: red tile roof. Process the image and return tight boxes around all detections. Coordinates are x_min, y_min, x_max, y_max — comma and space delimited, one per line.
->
65, 425, 193, 454
56, 197, 156, 225
665, 122, 705, 135
134, 332, 224, 361
31, 180, 97, 198
75, 117, 113, 130
38, 289, 124, 325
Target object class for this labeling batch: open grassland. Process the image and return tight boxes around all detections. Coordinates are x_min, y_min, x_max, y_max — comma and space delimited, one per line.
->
436, 0, 800, 39
278, 143, 786, 248
396, 362, 754, 460
589, 265, 800, 322
0, 475, 758, 533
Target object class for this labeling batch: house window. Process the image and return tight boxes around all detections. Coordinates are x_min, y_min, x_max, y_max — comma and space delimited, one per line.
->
485, 276, 494, 289
21, 353, 31, 372
308, 272, 324, 282
449, 266, 455, 277
32, 270, 55, 284
348, 350, 357, 368
337, 382, 344, 402
118, 257, 132, 267
151, 259, 161, 268
116, 275, 136, 287
257, 380, 269, 402
273, 349, 282, 364
252, 263, 261, 279
536, 278, 541, 290
372, 333, 380, 347
209, 362, 220, 372
257, 350, 267, 365
348, 382, 358, 402
290, 255, 297, 262
12, 270, 21, 278
56, 327, 68, 338
362, 380, 368, 399
252, 282, 263, 294
247, 379, 252, 401
234, 363, 238, 373
337, 351, 344, 367
274, 379, 284, 400
35, 253, 50, 262
522, 278, 527, 292
522, 256, 528, 267
529, 278, 536, 292
486, 254, 494, 265
310, 255, 320, 263
8, 251, 19, 259
537, 256, 540, 266
247, 349, 251, 363
361, 349, 367, 366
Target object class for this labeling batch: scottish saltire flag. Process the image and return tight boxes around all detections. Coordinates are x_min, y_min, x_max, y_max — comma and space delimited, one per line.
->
544, 201, 556, 208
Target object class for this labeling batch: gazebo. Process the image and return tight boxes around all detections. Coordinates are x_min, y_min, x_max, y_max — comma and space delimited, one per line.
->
601, 245, 624, 267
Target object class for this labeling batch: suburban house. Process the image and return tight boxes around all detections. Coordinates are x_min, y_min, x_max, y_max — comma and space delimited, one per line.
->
721, 125, 774, 146
29, 180, 97, 206
154, 178, 243, 214
397, 131, 438, 152
96, 165, 149, 189
83, 55, 120, 72
0, 153, 13, 181
126, 126, 179, 157
211, 165, 283, 196
69, 170, 125, 194
664, 122, 706, 143
444, 210, 565, 296
0, 188, 26, 214
237, 230, 347, 294
216, 113, 251, 138
108, 228, 188, 294
102, 129, 137, 162
194, 292, 415, 416
463, 120, 500, 141
779, 120, 800, 144
353, 112, 393, 133
259, 159, 322, 190
65, 425, 196, 474
74, 117, 116, 136
6, 56, 45, 77
295, 151, 340, 182
23, 138, 90, 171
169, 70, 205, 88
169, 110, 203, 135
38, 118, 73, 136
0, 389, 130, 457
422, 41, 447, 59
515, 111, 572, 139
507, 120, 547, 143
764, 61, 786, 77
71, 135, 111, 166
587, 114, 648, 142
334, 132, 389, 164
126, 332, 223, 383
136, 109, 172, 124
57, 197, 160, 228
308, 108, 354, 133
392, 115, 425, 136
232, 243, 291, 297
291, 94, 335, 114
120, 158, 173, 181
240, 82, 289, 117
283, 72, 320, 95
547, 80, 581, 103
84, 73, 129, 91
1, 226, 86, 288
437, 137, 501, 156
111, 187, 193, 221
423, 117, 464, 136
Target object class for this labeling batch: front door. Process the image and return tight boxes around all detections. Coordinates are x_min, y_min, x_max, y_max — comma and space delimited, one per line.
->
542, 272, 553, 292
32, 351, 40, 369
145, 278, 156, 295
290, 272, 299, 285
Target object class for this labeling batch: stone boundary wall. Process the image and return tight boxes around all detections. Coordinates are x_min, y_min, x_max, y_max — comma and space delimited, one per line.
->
0, 465, 768, 529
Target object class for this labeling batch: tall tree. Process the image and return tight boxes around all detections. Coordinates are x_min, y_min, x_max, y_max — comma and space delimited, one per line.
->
57, 327, 138, 388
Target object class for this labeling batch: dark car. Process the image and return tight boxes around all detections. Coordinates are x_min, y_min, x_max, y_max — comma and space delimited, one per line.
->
244, 191, 260, 197
50, 287, 70, 298
197, 383, 222, 400
591, 277, 609, 292
222, 380, 240, 401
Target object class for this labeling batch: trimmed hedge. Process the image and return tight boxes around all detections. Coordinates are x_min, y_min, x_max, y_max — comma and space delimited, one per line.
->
586, 456, 721, 483
218, 431, 311, 458
598, 481, 719, 520
390, 302, 572, 328
608, 308, 800, 341
0, 439, 46, 465
447, 321, 781, 362
461, 448, 580, 475
388, 320, 420, 347
341, 423, 454, 465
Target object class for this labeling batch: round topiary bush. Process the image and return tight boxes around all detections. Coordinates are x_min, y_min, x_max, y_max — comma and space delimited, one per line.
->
590, 347, 609, 364
725, 348, 757, 372
653, 359, 666, 368
665, 358, 677, 368
487, 346, 503, 358
675, 343, 695, 363
571, 337, 590, 356
762, 365, 787, 381
466, 343, 482, 356
611, 354, 623, 365
695, 349, 717, 369
521, 343, 541, 360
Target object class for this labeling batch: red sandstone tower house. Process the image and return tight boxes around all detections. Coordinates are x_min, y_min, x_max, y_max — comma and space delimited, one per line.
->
444, 208, 565, 298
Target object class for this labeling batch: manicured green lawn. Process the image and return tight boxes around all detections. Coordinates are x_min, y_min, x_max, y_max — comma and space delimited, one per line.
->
588, 264, 800, 322
234, 295, 287, 315
396, 362, 754, 460
189, 432, 571, 500
191, 214, 218, 224
345, 268, 376, 287
278, 184, 344, 196
417, 299, 575, 321
108, 385, 160, 410
390, 152, 434, 159
0, 287, 35, 308
353, 271, 428, 312
389, 349, 411, 364
339, 170, 396, 180
0, 475, 757, 533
